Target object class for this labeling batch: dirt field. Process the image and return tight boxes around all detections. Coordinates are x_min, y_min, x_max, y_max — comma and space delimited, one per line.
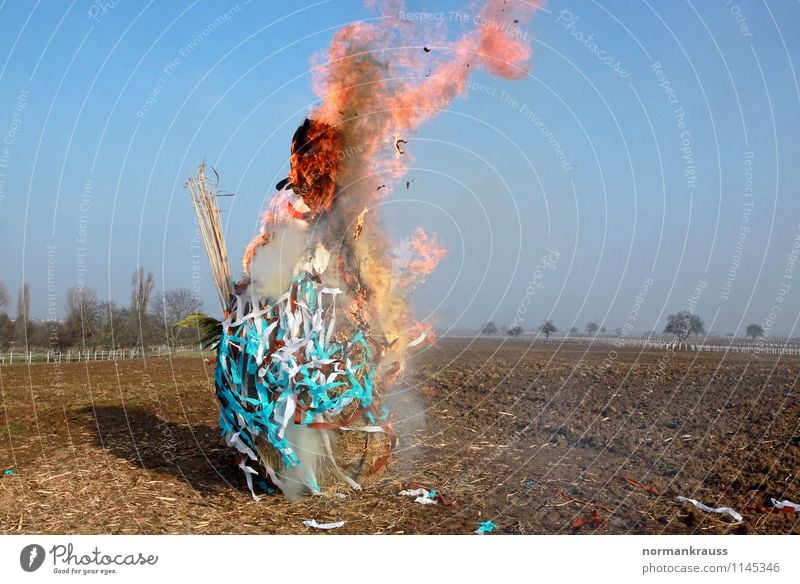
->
1, 338, 798, 534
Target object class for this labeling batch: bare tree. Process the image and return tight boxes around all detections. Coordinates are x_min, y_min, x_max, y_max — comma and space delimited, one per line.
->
0, 314, 13, 349
131, 267, 155, 347
151, 288, 203, 348
0, 282, 10, 315
539, 320, 557, 339
585, 322, 599, 335
507, 325, 523, 337
99, 301, 131, 348
481, 321, 498, 335
65, 287, 104, 348
14, 283, 30, 347
131, 267, 155, 315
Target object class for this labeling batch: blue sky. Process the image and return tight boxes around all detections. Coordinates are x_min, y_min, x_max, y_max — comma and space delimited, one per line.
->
0, 0, 798, 336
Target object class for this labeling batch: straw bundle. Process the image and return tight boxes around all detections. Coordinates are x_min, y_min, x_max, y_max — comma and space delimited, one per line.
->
185, 162, 233, 310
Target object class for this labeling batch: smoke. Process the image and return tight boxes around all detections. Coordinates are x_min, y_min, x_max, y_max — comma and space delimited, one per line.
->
383, 384, 428, 475
248, 223, 309, 300
276, 424, 328, 501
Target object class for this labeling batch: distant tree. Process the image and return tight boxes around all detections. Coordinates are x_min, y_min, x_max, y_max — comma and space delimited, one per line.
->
614, 327, 623, 336
569, 326, 579, 335
52, 322, 72, 350
599, 326, 607, 334
745, 324, 765, 340
508, 325, 524, 337
0, 282, 10, 315
0, 314, 13, 349
14, 283, 30, 347
481, 321, 498, 335
130, 267, 155, 347
131, 267, 154, 314
586, 322, 599, 335
151, 288, 203, 348
99, 301, 130, 348
663, 310, 705, 339
65, 287, 103, 348
29, 320, 56, 348
539, 320, 557, 339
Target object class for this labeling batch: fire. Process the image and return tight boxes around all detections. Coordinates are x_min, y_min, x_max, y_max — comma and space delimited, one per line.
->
353, 207, 368, 239
219, 0, 539, 496
398, 227, 448, 289
287, 118, 343, 214
242, 232, 269, 275
241, 0, 541, 370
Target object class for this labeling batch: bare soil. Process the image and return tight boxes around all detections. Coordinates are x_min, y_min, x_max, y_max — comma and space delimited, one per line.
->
1, 338, 798, 534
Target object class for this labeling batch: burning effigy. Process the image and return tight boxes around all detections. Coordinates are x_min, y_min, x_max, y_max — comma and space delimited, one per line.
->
188, 0, 539, 499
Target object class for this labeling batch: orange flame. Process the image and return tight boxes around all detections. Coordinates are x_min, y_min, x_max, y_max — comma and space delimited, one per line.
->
287, 118, 343, 214
398, 227, 447, 289
242, 231, 270, 275
353, 207, 368, 239
243, 0, 539, 372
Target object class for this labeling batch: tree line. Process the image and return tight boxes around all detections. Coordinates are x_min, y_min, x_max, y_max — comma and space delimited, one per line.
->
481, 311, 768, 340
0, 268, 204, 351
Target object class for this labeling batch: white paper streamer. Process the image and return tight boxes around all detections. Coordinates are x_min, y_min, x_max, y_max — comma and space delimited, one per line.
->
303, 519, 345, 530
220, 266, 376, 498
771, 498, 800, 512
676, 496, 743, 521
398, 488, 438, 505
239, 460, 262, 502
339, 425, 386, 433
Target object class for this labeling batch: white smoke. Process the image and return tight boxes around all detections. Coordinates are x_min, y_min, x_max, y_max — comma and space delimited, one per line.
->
248, 224, 309, 301
277, 423, 327, 501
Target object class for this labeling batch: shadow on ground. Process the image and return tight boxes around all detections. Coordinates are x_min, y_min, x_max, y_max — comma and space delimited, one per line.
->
78, 405, 242, 495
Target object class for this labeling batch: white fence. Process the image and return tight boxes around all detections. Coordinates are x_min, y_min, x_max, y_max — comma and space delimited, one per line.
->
0, 344, 205, 365
586, 335, 800, 356
444, 333, 800, 356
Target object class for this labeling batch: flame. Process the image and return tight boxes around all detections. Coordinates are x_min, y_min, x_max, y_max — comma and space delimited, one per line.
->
244, 0, 539, 376
287, 118, 343, 214
242, 231, 270, 274
353, 207, 368, 239
397, 227, 448, 289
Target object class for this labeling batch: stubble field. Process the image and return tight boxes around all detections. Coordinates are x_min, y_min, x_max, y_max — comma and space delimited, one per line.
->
1, 338, 798, 534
